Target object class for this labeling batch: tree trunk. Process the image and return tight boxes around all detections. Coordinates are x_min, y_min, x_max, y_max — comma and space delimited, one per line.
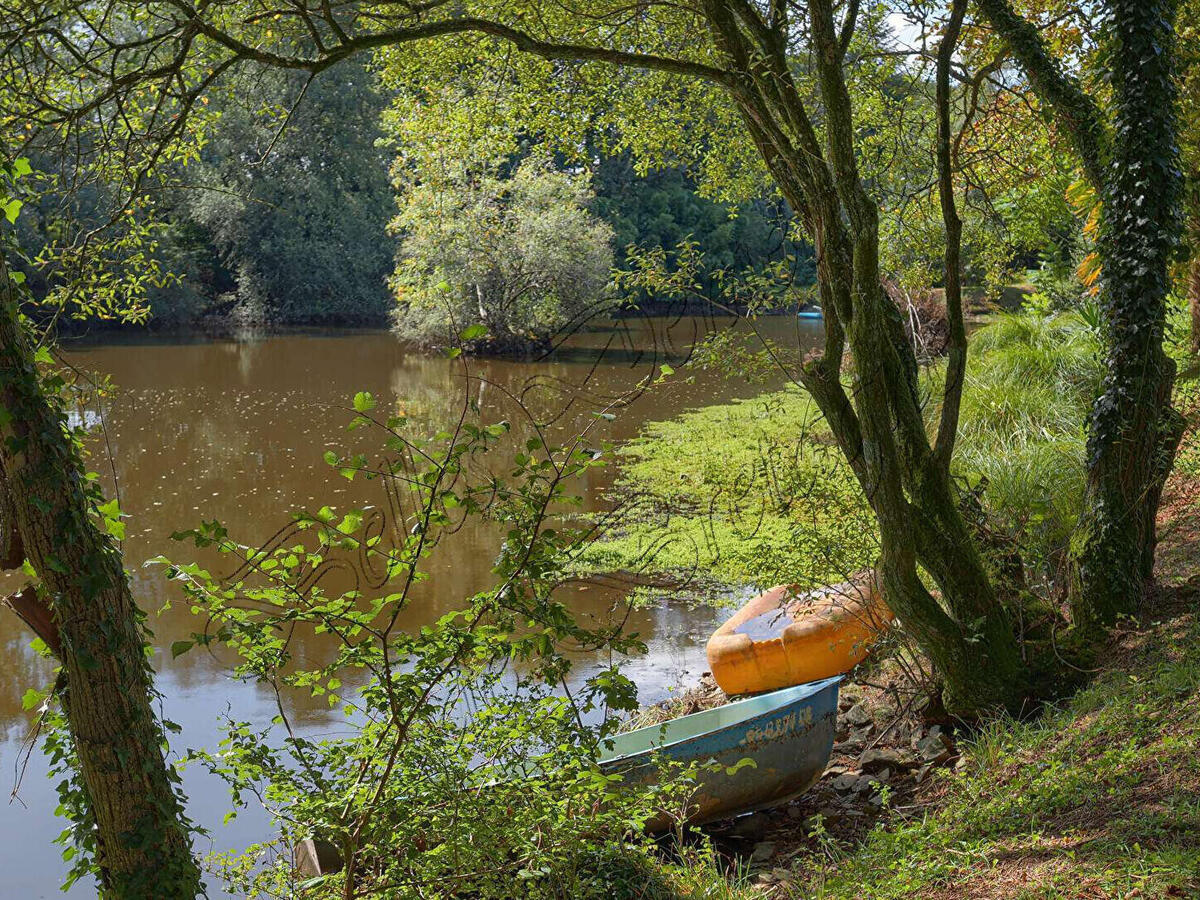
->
1072, 0, 1184, 635
696, 0, 1027, 715
0, 260, 200, 897
1188, 189, 1200, 357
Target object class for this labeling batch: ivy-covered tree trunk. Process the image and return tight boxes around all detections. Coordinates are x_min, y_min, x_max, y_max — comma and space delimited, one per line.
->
0, 262, 200, 897
979, 0, 1186, 636
1072, 0, 1184, 634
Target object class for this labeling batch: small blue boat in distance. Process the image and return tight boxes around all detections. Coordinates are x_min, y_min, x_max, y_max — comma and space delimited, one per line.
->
797, 306, 824, 320
599, 677, 840, 828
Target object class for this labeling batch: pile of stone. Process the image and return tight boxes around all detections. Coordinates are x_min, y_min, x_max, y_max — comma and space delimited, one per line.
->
701, 680, 964, 890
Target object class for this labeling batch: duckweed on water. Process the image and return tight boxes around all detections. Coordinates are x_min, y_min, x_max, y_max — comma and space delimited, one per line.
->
579, 386, 877, 604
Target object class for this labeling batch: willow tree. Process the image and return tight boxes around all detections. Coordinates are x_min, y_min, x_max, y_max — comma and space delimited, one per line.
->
1, 0, 1184, 717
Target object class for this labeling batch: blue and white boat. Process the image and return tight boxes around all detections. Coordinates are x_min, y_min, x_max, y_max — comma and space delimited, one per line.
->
599, 677, 840, 827
797, 306, 824, 320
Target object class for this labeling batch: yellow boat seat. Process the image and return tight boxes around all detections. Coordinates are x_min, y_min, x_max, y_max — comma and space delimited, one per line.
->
706, 571, 891, 696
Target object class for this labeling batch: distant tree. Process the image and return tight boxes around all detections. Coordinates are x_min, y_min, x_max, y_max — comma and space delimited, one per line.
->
591, 154, 809, 296
390, 157, 615, 353
178, 64, 395, 325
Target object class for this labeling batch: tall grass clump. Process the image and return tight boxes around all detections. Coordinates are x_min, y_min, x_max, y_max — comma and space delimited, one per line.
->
954, 311, 1103, 576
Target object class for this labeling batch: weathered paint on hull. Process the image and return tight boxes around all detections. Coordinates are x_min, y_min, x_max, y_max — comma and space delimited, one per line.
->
599, 678, 840, 829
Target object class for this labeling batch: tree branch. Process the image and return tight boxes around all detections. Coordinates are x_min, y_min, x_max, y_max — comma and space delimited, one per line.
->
185, 13, 737, 87
934, 0, 968, 469
974, 0, 1109, 187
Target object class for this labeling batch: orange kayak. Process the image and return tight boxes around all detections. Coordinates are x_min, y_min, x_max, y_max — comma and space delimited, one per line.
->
706, 571, 891, 696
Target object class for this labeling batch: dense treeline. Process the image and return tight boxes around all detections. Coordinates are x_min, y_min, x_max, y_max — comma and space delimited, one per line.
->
14, 68, 808, 332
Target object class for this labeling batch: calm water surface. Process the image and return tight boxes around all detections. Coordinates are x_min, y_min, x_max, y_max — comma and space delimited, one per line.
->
0, 315, 821, 896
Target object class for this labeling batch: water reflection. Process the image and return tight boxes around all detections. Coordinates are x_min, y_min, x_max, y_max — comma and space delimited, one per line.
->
0, 316, 820, 896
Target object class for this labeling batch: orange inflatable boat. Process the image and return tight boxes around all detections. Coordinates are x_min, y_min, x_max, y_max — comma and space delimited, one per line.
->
706, 571, 891, 696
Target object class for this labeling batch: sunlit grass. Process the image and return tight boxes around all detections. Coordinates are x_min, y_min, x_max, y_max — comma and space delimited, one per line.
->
953, 311, 1103, 572
577, 387, 877, 603
802, 607, 1200, 899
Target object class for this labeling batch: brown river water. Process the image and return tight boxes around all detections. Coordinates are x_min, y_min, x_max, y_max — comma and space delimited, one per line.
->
0, 315, 821, 897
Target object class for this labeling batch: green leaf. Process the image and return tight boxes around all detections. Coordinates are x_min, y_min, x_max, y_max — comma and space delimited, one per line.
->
461, 323, 488, 341
2, 198, 22, 224
21, 687, 44, 711
170, 640, 194, 659
352, 391, 376, 413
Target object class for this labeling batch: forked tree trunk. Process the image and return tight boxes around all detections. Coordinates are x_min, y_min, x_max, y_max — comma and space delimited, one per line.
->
693, 0, 1027, 716
0, 264, 200, 897
693, 0, 1025, 715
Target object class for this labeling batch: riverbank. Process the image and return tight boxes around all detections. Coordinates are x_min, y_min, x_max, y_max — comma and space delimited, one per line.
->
624, 428, 1200, 899
717, 464, 1200, 898
624, 357, 1200, 897
660, 569, 1200, 899
600, 314, 1200, 897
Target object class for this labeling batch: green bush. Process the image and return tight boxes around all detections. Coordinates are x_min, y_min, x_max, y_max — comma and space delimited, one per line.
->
390, 157, 615, 353
163, 398, 720, 898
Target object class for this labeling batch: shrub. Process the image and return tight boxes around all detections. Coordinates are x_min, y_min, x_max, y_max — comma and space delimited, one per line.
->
163, 395, 709, 897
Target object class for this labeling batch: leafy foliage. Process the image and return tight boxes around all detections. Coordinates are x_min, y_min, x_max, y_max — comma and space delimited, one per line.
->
390, 156, 615, 352
176, 64, 396, 326
160, 388, 720, 897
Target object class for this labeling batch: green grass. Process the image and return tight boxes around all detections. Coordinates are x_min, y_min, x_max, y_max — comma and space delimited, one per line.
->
953, 311, 1104, 570
579, 387, 876, 603
582, 311, 1105, 600
803, 604, 1200, 899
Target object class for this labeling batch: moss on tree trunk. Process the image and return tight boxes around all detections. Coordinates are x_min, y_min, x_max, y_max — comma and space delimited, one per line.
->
0, 268, 200, 897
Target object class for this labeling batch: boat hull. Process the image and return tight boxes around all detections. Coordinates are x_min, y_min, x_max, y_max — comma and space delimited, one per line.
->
599, 678, 839, 829
706, 572, 890, 695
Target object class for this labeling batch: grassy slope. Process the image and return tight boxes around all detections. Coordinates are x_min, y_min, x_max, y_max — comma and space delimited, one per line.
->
597, 315, 1200, 898
796, 375, 1200, 900
808, 603, 1200, 899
